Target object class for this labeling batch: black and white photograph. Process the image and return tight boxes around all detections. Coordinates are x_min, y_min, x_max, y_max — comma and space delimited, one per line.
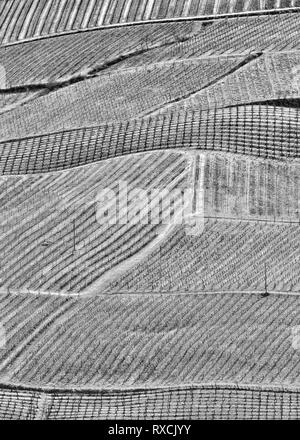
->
0, 0, 299, 424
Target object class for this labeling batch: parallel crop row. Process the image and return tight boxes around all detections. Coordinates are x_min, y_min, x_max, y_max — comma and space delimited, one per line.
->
0, 105, 299, 174
0, 151, 188, 293
122, 12, 300, 65
204, 154, 300, 221
1, 0, 297, 45
108, 219, 300, 293
0, 21, 196, 89
0, 91, 43, 114
1, 383, 300, 419
1, 150, 299, 295
0, 292, 299, 389
2, 12, 299, 91
165, 52, 300, 113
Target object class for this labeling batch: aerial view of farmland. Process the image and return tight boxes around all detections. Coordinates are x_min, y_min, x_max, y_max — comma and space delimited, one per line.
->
0, 0, 300, 424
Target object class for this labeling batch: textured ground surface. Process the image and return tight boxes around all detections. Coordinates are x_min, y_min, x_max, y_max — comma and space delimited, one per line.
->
1, 0, 299, 45
1, 1, 300, 420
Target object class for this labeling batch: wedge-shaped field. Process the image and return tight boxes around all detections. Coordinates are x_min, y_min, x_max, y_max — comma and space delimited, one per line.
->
162, 52, 300, 113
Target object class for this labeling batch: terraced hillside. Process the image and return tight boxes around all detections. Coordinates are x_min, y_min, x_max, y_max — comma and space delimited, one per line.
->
1, 12, 300, 89
1, 152, 299, 295
1, 2, 300, 420
121, 12, 300, 64
0, 293, 300, 390
1, 0, 298, 45
0, 21, 198, 89
1, 12, 300, 118
163, 52, 300, 113
106, 220, 300, 293
0, 152, 192, 294
0, 106, 299, 174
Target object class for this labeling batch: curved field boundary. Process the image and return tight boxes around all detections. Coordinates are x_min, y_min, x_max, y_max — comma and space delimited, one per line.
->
0, 21, 196, 90
118, 13, 300, 66
1, 0, 300, 46
1, 153, 299, 296
0, 106, 299, 175
0, 57, 246, 128
1, 155, 299, 295
156, 52, 300, 116
0, 152, 188, 294
0, 382, 300, 419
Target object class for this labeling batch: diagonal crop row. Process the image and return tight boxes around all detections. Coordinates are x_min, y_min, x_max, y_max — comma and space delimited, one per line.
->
158, 52, 300, 114
1, 0, 297, 45
1, 382, 300, 419
0, 151, 188, 294
0, 21, 196, 89
0, 293, 300, 390
107, 219, 300, 293
0, 56, 245, 136
122, 12, 300, 65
